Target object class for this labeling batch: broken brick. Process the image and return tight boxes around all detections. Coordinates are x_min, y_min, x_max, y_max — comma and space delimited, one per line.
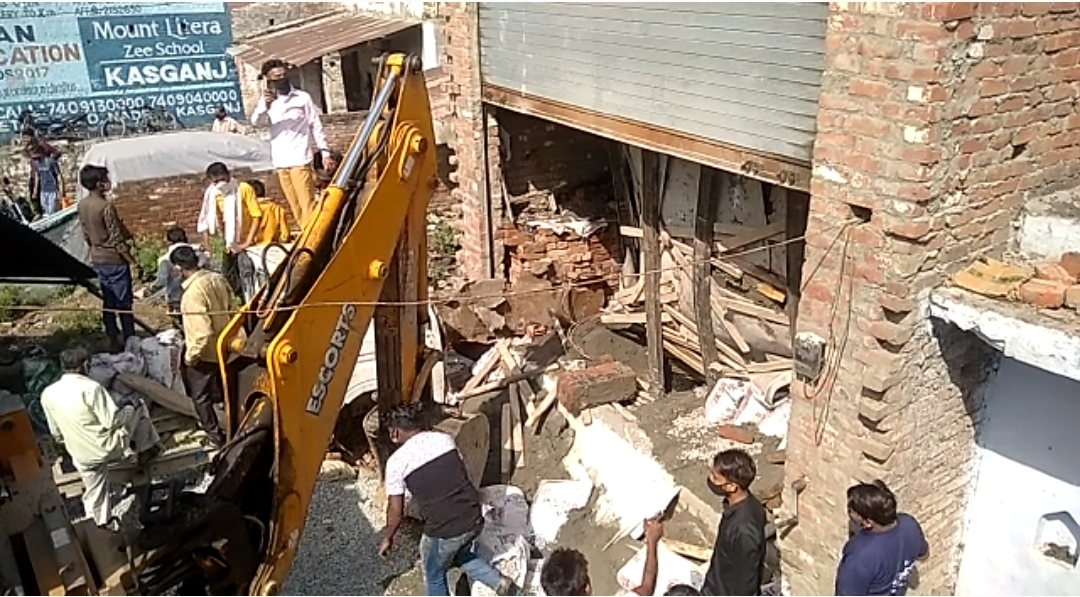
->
1035, 262, 1076, 284
1061, 252, 1080, 279
1066, 285, 1080, 309
951, 258, 1032, 297
717, 425, 754, 444
1019, 278, 1067, 309
556, 359, 637, 415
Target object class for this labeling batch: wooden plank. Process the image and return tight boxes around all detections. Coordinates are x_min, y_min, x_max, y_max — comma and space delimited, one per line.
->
600, 312, 673, 325
525, 389, 557, 430
662, 538, 713, 562
693, 167, 720, 385
709, 277, 751, 354
508, 376, 525, 469
663, 304, 747, 370
715, 292, 790, 326
500, 404, 512, 479
116, 373, 196, 419
718, 221, 787, 254
462, 339, 506, 393
641, 148, 666, 396
785, 188, 810, 346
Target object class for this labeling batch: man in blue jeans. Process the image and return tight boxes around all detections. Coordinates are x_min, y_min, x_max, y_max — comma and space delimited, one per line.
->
378, 404, 517, 596
76, 165, 142, 352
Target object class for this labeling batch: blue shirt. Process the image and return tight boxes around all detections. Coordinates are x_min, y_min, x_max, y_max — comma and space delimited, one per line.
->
32, 156, 60, 194
835, 514, 928, 596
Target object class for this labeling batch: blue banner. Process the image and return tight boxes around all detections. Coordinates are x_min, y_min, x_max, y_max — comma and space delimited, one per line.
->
0, 2, 242, 141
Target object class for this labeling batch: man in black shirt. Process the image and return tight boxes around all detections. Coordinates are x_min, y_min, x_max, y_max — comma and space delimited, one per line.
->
703, 449, 767, 596
377, 405, 516, 596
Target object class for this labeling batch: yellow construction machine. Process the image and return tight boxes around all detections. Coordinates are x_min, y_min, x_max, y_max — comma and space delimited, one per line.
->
0, 53, 488, 596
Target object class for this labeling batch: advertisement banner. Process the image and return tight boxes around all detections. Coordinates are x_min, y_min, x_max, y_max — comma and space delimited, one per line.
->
0, 2, 242, 141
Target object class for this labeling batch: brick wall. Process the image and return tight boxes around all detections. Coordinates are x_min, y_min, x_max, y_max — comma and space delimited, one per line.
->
496, 109, 612, 202
228, 2, 342, 40
441, 2, 498, 279
110, 111, 365, 237
783, 4, 1080, 594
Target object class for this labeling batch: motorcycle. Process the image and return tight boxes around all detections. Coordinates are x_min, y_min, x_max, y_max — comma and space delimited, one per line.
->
17, 110, 91, 141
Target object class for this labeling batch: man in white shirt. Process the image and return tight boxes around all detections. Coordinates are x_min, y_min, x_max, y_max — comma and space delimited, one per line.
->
249, 58, 330, 230
211, 105, 245, 134
40, 347, 161, 529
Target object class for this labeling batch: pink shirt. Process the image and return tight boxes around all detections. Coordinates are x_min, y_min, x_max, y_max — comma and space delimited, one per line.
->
250, 88, 329, 169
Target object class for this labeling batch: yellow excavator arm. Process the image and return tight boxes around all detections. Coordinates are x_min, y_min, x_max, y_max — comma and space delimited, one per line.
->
132, 53, 436, 596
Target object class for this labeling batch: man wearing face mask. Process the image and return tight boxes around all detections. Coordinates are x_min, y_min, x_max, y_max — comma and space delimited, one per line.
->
249, 58, 329, 230
835, 481, 928, 596
197, 162, 263, 302
378, 404, 517, 596
211, 105, 244, 134
703, 448, 767, 596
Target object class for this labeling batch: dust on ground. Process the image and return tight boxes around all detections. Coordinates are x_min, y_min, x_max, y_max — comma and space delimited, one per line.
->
634, 389, 785, 509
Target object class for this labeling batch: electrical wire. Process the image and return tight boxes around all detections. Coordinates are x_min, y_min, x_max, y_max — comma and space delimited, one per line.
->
2, 217, 861, 318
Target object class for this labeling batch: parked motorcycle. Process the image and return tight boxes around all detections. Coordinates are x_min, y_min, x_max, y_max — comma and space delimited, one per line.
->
17, 110, 91, 141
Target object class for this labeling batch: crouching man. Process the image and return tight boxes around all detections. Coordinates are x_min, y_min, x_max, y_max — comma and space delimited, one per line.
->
40, 347, 162, 529
378, 404, 518, 596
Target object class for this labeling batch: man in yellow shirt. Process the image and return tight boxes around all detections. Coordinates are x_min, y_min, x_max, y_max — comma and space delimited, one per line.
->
199, 162, 262, 302
173, 245, 232, 448
245, 179, 290, 245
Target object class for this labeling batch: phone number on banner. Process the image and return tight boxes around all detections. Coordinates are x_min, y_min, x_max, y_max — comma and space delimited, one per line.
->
41, 89, 240, 116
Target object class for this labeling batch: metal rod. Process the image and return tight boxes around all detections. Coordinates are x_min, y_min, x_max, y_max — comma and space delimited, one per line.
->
331, 68, 400, 190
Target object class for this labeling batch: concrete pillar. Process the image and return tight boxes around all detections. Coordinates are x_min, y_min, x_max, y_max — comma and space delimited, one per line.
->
321, 51, 348, 114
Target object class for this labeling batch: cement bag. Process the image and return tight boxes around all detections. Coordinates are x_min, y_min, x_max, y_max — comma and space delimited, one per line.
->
705, 378, 754, 425
530, 479, 593, 549
473, 485, 531, 595
757, 400, 791, 440
616, 541, 705, 596
140, 331, 184, 392
731, 392, 771, 427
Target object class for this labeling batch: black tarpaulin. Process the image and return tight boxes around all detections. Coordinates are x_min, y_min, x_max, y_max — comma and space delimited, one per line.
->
0, 215, 96, 285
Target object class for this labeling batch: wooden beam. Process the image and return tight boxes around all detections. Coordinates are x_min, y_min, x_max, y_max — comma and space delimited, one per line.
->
785, 188, 810, 343
693, 167, 720, 384
641, 149, 666, 396
482, 84, 811, 192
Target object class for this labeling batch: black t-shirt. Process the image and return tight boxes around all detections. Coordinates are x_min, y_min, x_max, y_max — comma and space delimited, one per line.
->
703, 493, 767, 596
384, 431, 483, 538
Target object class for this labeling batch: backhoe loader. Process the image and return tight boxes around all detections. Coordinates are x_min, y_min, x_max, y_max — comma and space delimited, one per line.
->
0, 53, 489, 596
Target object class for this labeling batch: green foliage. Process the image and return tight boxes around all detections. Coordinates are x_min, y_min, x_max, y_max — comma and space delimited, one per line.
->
0, 285, 22, 322
130, 234, 167, 283
427, 220, 459, 284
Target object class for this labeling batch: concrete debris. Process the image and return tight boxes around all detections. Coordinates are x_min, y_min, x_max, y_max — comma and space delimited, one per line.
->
530, 479, 594, 549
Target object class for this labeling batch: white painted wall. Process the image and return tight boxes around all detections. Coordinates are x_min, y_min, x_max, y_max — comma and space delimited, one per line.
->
956, 358, 1080, 596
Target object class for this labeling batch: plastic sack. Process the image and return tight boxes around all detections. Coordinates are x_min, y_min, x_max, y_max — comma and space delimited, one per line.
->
529, 479, 593, 549
704, 378, 757, 425
140, 331, 184, 392
471, 485, 531, 596
22, 350, 61, 395
616, 541, 705, 596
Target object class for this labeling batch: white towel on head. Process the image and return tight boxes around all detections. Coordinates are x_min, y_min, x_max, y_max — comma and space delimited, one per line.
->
197, 180, 242, 248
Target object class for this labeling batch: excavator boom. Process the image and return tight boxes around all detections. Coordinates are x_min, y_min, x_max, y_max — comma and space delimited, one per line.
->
131, 53, 436, 595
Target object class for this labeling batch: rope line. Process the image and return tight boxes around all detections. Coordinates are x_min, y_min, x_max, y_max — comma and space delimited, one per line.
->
2, 218, 861, 318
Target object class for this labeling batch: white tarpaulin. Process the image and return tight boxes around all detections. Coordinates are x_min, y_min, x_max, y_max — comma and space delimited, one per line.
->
77, 131, 274, 200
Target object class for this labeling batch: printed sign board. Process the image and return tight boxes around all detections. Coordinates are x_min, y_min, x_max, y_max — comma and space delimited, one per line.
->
0, 2, 242, 141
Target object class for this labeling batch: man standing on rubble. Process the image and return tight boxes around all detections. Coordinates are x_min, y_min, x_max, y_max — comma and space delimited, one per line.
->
702, 448, 767, 596
77, 165, 142, 352
173, 246, 231, 448
378, 404, 518, 596
40, 347, 161, 530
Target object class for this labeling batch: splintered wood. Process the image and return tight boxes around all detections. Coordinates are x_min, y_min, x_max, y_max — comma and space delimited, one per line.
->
608, 177, 795, 385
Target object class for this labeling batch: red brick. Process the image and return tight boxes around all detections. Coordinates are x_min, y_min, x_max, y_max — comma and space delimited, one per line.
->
1060, 252, 1080, 278
849, 78, 893, 99
880, 215, 933, 240
1035, 262, 1077, 283
1066, 285, 1080, 309
979, 79, 1011, 97
717, 425, 754, 444
556, 359, 637, 415
894, 20, 948, 40
1019, 278, 1068, 308
879, 293, 915, 313
919, 2, 976, 21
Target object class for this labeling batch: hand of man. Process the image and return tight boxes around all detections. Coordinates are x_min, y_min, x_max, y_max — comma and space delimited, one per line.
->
643, 517, 664, 546
377, 536, 393, 558
324, 152, 337, 172
263, 88, 276, 106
